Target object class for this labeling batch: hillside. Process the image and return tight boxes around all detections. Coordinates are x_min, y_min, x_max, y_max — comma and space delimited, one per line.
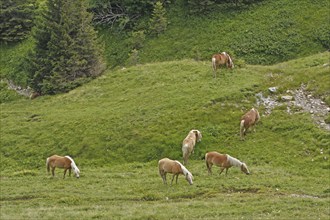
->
103, 0, 330, 67
1, 52, 329, 170
1, 0, 329, 81
1, 52, 329, 220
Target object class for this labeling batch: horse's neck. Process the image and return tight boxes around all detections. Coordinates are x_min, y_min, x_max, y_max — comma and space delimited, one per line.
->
227, 155, 242, 167
175, 160, 190, 176
65, 156, 78, 170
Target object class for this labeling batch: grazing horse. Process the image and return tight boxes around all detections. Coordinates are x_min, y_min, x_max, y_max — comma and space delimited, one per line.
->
205, 151, 250, 175
240, 108, 260, 140
46, 155, 80, 178
211, 52, 234, 78
182, 129, 202, 165
158, 158, 193, 185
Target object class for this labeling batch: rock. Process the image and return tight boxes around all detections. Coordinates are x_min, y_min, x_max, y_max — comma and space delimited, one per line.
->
268, 87, 277, 93
281, 95, 293, 101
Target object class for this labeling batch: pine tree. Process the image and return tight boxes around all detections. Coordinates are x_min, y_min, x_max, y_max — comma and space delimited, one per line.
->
0, 0, 37, 43
149, 1, 167, 36
26, 0, 104, 94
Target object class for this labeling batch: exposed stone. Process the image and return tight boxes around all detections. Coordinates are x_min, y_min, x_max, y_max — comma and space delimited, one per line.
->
256, 84, 330, 131
268, 87, 277, 93
281, 95, 293, 101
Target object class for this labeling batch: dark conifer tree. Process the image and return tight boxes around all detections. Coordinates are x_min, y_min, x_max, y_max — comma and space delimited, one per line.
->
26, 0, 104, 94
0, 0, 37, 43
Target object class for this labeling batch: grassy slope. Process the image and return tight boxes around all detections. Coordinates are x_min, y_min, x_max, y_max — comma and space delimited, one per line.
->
1, 52, 329, 219
101, 0, 330, 67
1, 52, 329, 169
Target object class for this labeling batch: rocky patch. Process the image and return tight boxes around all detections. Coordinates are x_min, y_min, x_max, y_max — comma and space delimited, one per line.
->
256, 84, 330, 131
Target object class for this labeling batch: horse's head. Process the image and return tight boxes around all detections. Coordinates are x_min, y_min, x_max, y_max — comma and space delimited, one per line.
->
193, 130, 202, 142
73, 166, 80, 178
241, 163, 250, 175
185, 173, 194, 185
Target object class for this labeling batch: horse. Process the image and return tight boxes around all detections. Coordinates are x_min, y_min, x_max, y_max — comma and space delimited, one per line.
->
240, 108, 260, 140
158, 158, 193, 185
46, 155, 80, 178
211, 52, 234, 78
182, 129, 202, 165
205, 151, 250, 175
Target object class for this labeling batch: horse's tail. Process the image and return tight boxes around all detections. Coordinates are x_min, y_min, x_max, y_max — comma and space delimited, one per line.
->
182, 143, 190, 165
227, 53, 234, 68
212, 57, 217, 72
205, 153, 211, 173
46, 157, 50, 173
240, 120, 245, 140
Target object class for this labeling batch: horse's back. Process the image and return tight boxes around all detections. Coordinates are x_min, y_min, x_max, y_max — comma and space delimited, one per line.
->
241, 108, 259, 127
159, 158, 181, 174
48, 155, 71, 168
206, 151, 227, 166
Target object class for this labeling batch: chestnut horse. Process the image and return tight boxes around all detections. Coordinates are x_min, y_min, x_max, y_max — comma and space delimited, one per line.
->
211, 52, 234, 78
205, 151, 250, 175
182, 129, 202, 165
46, 155, 80, 178
158, 158, 193, 185
240, 108, 260, 140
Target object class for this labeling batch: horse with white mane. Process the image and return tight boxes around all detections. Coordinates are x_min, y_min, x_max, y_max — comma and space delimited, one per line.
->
205, 151, 250, 175
211, 52, 234, 78
240, 108, 260, 140
182, 129, 202, 165
46, 155, 80, 178
158, 158, 193, 185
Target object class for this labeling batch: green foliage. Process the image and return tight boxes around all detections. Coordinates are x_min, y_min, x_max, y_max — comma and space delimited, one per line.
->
128, 30, 146, 49
149, 1, 167, 36
89, 0, 156, 29
136, 0, 330, 65
0, 80, 22, 103
127, 49, 140, 66
0, 0, 37, 43
25, 0, 105, 95
186, 0, 215, 13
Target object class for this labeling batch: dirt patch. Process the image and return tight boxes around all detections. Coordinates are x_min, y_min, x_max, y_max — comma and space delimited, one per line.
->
290, 194, 319, 199
256, 84, 330, 131
225, 187, 260, 194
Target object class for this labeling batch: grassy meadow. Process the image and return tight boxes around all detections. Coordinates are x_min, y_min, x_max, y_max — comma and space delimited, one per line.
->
1, 52, 330, 219
0, 0, 329, 218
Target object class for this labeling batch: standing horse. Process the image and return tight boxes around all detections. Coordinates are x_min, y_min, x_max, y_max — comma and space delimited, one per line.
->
205, 151, 250, 175
46, 155, 80, 178
182, 129, 202, 165
240, 108, 260, 140
158, 158, 193, 185
211, 52, 234, 78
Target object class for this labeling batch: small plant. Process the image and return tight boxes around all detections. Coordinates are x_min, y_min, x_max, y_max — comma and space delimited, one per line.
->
129, 30, 146, 50
127, 49, 140, 66
149, 1, 167, 36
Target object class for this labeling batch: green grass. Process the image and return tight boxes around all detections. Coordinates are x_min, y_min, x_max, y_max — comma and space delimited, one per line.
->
106, 0, 329, 66
1, 161, 329, 219
1, 52, 329, 219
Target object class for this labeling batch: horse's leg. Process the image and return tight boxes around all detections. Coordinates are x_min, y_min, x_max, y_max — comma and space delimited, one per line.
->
51, 167, 55, 177
161, 172, 167, 184
219, 167, 225, 175
63, 169, 67, 179
164, 173, 167, 184
225, 168, 229, 176
171, 174, 176, 186
183, 154, 188, 165
175, 174, 179, 184
206, 161, 212, 175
